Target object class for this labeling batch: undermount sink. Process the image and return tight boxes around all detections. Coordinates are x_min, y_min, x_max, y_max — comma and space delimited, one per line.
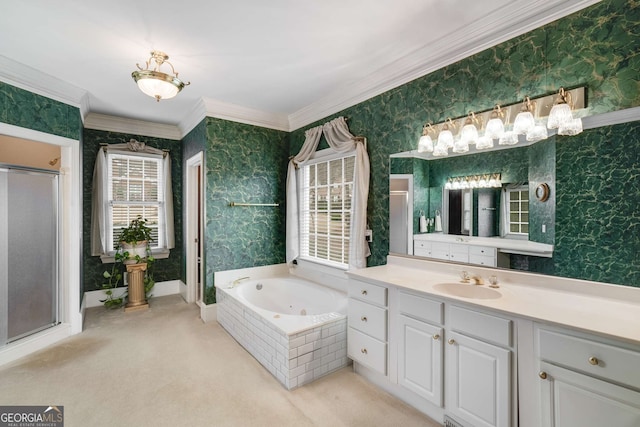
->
433, 282, 502, 300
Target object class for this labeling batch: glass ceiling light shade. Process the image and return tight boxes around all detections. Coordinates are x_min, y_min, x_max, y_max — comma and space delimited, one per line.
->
547, 87, 574, 129
433, 119, 456, 157
526, 121, 549, 142
455, 112, 481, 153
498, 130, 518, 145
475, 135, 494, 150
484, 105, 505, 139
417, 123, 435, 153
513, 97, 536, 135
132, 51, 190, 102
558, 118, 583, 136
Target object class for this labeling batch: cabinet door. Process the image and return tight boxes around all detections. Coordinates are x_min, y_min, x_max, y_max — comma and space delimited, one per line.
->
398, 315, 443, 407
446, 331, 511, 427
539, 362, 640, 427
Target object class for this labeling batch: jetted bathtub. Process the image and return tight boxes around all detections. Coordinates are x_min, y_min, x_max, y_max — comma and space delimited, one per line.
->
216, 276, 349, 389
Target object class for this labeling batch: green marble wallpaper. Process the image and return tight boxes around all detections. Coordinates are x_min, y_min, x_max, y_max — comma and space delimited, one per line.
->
289, 0, 640, 287
82, 129, 183, 293
0, 81, 81, 140
202, 117, 289, 304
555, 121, 640, 286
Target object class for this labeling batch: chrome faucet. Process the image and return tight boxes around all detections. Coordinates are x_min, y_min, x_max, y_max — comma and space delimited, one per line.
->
471, 275, 484, 285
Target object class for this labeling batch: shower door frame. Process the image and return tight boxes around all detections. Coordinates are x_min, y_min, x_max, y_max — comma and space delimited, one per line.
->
0, 122, 82, 367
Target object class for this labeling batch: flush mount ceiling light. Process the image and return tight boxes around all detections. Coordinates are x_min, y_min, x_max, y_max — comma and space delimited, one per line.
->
131, 50, 190, 102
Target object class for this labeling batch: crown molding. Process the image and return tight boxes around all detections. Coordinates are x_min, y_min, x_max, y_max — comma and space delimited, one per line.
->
0, 55, 87, 110
178, 98, 207, 137
84, 113, 182, 140
288, 0, 601, 131
203, 97, 290, 132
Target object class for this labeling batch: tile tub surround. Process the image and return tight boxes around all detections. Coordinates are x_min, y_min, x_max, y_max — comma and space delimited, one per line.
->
216, 288, 349, 390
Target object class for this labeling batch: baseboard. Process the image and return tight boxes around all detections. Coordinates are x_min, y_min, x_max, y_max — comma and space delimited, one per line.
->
199, 302, 217, 323
83, 280, 184, 308
0, 323, 73, 368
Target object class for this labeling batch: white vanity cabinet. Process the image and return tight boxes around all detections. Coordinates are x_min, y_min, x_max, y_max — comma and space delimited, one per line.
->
413, 238, 497, 267
535, 325, 640, 427
396, 290, 444, 407
446, 305, 513, 427
347, 279, 388, 375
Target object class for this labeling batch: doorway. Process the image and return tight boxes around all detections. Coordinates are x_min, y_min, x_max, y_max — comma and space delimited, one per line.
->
389, 174, 413, 255
185, 152, 204, 305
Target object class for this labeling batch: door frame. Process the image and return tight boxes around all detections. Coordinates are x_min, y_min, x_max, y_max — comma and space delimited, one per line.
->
0, 122, 82, 366
185, 152, 204, 305
389, 174, 414, 255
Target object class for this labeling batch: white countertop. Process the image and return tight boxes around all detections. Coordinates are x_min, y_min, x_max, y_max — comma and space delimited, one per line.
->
413, 233, 554, 257
347, 255, 640, 345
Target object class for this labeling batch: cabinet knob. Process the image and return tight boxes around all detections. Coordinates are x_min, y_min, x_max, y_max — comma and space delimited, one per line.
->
361, 348, 368, 354
448, 339, 455, 345
361, 316, 367, 322
539, 371, 548, 380
361, 290, 368, 295
433, 334, 440, 340
588, 356, 599, 366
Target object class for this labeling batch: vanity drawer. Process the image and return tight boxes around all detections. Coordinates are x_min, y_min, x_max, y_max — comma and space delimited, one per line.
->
398, 290, 443, 325
449, 305, 512, 347
449, 243, 469, 263
348, 280, 387, 307
348, 298, 387, 341
414, 241, 432, 257
348, 327, 387, 375
469, 254, 497, 267
538, 328, 640, 390
431, 242, 450, 260
469, 246, 497, 257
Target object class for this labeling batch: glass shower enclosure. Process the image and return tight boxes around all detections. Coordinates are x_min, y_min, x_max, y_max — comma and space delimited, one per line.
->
0, 166, 59, 346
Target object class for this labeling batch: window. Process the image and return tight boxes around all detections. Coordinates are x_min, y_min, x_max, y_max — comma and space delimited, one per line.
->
506, 186, 529, 235
106, 153, 164, 252
299, 154, 355, 267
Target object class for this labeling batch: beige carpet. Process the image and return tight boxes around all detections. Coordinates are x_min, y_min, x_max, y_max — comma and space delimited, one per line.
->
0, 295, 440, 427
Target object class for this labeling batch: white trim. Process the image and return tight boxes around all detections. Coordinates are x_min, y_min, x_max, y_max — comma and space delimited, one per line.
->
82, 279, 184, 309
185, 152, 204, 304
84, 113, 182, 140
287, 0, 601, 131
178, 99, 207, 137
390, 174, 414, 255
0, 55, 87, 110
0, 122, 83, 360
200, 303, 217, 323
202, 98, 290, 132
0, 323, 73, 367
583, 106, 640, 129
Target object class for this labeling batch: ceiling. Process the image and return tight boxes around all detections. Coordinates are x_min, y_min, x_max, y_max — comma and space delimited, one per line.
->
0, 0, 599, 135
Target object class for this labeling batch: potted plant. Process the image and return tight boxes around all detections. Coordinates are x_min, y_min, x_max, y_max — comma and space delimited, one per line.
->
99, 216, 155, 309
117, 215, 153, 264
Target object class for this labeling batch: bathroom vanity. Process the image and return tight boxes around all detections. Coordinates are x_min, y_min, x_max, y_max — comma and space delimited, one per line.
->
346, 255, 640, 427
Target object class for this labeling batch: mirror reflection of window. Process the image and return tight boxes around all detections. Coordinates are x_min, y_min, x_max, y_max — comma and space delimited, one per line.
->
500, 184, 529, 239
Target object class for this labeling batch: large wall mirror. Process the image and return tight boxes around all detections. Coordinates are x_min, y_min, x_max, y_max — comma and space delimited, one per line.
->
387, 119, 639, 288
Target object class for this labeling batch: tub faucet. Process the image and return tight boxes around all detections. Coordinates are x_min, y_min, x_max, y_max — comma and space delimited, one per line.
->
231, 276, 250, 287
471, 275, 484, 286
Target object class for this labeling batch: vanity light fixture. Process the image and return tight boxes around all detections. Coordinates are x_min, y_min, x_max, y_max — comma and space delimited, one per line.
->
547, 87, 573, 129
132, 50, 190, 101
416, 86, 585, 158
417, 123, 436, 153
444, 173, 502, 190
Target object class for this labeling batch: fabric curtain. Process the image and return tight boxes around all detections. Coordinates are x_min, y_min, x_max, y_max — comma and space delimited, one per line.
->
90, 140, 174, 255
90, 149, 107, 256
322, 117, 371, 269
286, 126, 323, 263
163, 153, 175, 249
